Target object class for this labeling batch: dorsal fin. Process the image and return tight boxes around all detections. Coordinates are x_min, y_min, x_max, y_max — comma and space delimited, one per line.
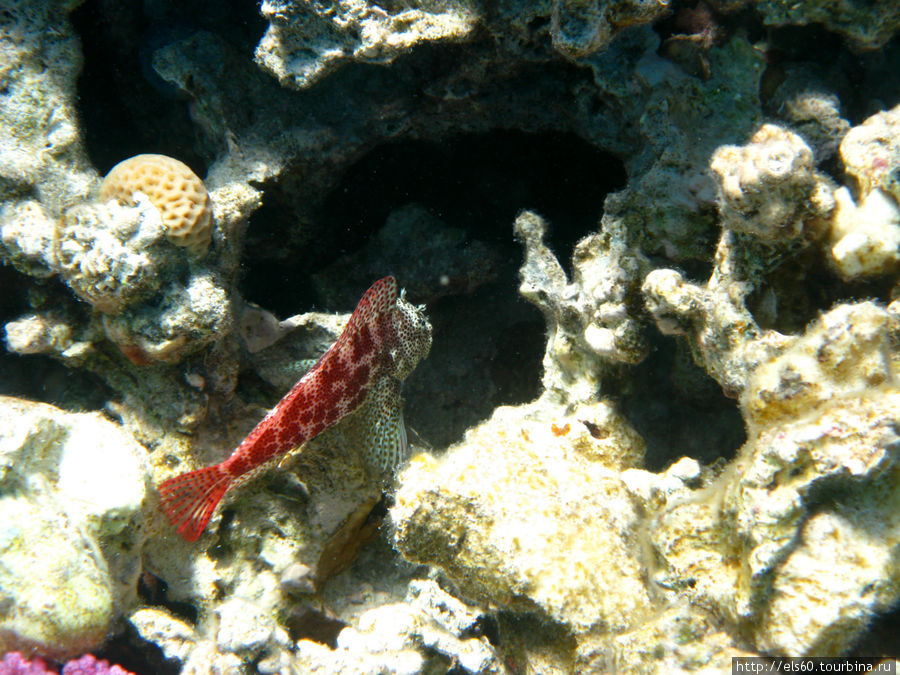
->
345, 276, 397, 331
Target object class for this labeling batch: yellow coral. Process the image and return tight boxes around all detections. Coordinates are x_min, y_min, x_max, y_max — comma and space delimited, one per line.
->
100, 154, 212, 256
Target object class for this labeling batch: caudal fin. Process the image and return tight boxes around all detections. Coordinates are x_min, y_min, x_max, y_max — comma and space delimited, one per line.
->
158, 465, 232, 542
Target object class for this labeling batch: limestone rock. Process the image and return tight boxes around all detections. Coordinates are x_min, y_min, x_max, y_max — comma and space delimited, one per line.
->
392, 401, 650, 634
0, 396, 151, 659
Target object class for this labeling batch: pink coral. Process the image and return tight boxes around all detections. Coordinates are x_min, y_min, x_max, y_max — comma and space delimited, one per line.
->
0, 654, 135, 675
0, 653, 52, 675
60, 655, 134, 675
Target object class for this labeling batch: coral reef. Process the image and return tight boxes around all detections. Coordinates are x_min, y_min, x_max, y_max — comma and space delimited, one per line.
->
290, 579, 502, 674
746, 0, 900, 51
2, 0, 900, 671
255, 0, 477, 89
514, 210, 648, 406
100, 154, 213, 257
0, 653, 135, 675
709, 123, 834, 242
823, 106, 900, 279
0, 397, 150, 660
392, 400, 649, 634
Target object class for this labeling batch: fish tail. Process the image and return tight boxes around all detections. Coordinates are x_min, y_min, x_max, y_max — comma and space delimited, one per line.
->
158, 464, 233, 542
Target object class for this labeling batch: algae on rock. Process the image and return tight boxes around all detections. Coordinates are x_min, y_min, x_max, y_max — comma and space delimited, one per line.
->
0, 396, 151, 660
641, 113, 900, 653
392, 400, 649, 635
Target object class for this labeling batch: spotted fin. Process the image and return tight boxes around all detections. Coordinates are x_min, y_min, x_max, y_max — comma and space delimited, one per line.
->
158, 464, 233, 542
358, 376, 409, 478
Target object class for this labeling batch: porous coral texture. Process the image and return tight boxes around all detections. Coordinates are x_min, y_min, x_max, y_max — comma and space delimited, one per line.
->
840, 104, 900, 204
392, 401, 650, 635
750, 0, 900, 52
824, 105, 900, 279
100, 154, 212, 256
644, 245, 900, 656
52, 199, 166, 313
0, 397, 150, 660
515, 210, 647, 406
709, 123, 834, 241
255, 0, 477, 89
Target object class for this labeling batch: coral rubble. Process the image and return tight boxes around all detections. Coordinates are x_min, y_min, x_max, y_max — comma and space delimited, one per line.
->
0, 398, 149, 660
2, 0, 900, 671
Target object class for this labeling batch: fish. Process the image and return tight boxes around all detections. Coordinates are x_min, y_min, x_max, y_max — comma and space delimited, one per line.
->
158, 276, 432, 541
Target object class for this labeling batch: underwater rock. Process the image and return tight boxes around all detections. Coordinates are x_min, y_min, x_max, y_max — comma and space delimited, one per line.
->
128, 608, 196, 665
827, 186, 900, 280
575, 604, 754, 674
710, 123, 834, 242
514, 210, 647, 406
142, 415, 384, 608
763, 64, 850, 161
392, 400, 649, 634
313, 203, 501, 306
642, 255, 793, 398
649, 300, 900, 656
0, 2, 94, 213
618, 35, 766, 262
0, 397, 150, 660
0, 200, 58, 278
824, 105, 900, 279
747, 0, 900, 52
53, 199, 168, 314
0, 494, 114, 661
644, 122, 900, 654
548, 0, 670, 59
840, 104, 900, 205
99, 271, 232, 365
254, 0, 477, 89
290, 579, 501, 675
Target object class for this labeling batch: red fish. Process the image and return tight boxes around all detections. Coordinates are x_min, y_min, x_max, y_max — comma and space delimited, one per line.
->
159, 276, 431, 541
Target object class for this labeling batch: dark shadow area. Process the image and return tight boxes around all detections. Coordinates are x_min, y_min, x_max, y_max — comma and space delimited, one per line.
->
403, 277, 546, 448
615, 332, 746, 471
745, 244, 896, 335
239, 130, 626, 448
848, 596, 900, 658
759, 25, 900, 127
71, 0, 265, 174
95, 622, 182, 675
0, 268, 111, 410
240, 130, 627, 316
284, 609, 348, 649
321, 130, 626, 265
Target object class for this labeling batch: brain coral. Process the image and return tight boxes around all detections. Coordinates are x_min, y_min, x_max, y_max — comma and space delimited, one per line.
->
100, 154, 212, 256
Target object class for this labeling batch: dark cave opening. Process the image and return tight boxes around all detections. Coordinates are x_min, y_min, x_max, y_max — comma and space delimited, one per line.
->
614, 331, 746, 471
240, 129, 627, 315
71, 0, 265, 175
239, 129, 627, 447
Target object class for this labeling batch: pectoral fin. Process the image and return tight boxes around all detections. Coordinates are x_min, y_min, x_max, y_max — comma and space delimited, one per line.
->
358, 376, 409, 479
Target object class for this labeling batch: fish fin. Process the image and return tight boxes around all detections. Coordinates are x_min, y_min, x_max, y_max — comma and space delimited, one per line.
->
158, 465, 232, 542
359, 377, 409, 477
300, 277, 398, 377
346, 276, 398, 331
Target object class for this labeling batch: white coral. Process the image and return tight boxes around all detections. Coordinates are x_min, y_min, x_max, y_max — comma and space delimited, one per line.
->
710, 123, 833, 241
53, 199, 166, 313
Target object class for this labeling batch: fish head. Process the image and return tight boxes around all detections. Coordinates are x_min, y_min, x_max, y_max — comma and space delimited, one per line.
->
389, 296, 432, 380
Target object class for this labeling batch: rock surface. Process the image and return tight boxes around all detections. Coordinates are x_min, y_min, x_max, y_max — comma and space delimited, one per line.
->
2, 0, 900, 671
0, 397, 150, 660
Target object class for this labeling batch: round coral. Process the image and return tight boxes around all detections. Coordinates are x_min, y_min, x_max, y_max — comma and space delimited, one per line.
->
100, 154, 212, 256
